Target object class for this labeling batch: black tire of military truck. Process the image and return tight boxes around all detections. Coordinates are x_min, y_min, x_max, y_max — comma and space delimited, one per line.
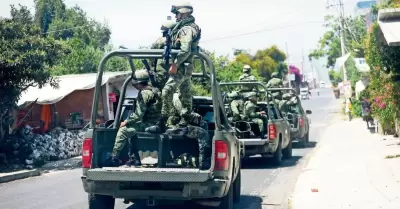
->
216, 183, 234, 209
272, 139, 283, 166
88, 193, 115, 209
233, 170, 241, 203
282, 138, 292, 159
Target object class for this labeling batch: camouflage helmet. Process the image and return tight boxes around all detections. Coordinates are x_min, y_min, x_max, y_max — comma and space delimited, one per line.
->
227, 91, 240, 98
244, 91, 257, 99
161, 20, 177, 31
131, 69, 149, 85
271, 92, 282, 99
271, 72, 279, 78
171, 2, 193, 14
282, 93, 292, 100
243, 64, 251, 73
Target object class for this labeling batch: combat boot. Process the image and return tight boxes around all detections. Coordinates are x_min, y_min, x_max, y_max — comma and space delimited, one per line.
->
105, 153, 122, 167
145, 116, 168, 133
125, 153, 141, 167
178, 114, 191, 127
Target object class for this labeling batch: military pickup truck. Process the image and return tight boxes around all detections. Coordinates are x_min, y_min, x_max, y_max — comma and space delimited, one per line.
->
81, 49, 241, 209
267, 88, 312, 147
220, 82, 292, 166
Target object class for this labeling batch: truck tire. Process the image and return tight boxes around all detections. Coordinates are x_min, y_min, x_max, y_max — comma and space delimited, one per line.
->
233, 170, 241, 203
88, 194, 115, 209
217, 184, 233, 209
272, 139, 282, 166
282, 138, 292, 159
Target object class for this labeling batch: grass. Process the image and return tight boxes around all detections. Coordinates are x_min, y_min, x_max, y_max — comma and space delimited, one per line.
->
385, 154, 400, 159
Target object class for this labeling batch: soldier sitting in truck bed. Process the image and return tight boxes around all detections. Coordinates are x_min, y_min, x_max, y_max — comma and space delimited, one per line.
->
243, 92, 268, 138
226, 91, 244, 122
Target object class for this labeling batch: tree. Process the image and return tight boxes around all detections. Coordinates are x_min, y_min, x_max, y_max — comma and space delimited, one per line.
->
0, 5, 66, 142
34, 0, 66, 33
233, 45, 287, 81
309, 15, 367, 87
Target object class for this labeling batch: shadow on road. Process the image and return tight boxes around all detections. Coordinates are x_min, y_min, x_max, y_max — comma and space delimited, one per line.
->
292, 141, 317, 149
241, 155, 302, 170
124, 195, 263, 209
235, 195, 263, 209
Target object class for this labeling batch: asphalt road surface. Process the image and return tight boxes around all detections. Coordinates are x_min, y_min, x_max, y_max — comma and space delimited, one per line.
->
0, 88, 339, 209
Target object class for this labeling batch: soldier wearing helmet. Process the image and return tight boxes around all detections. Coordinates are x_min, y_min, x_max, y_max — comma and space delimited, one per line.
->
266, 72, 283, 88
239, 64, 257, 93
227, 91, 244, 121
109, 69, 162, 166
149, 2, 202, 132
243, 92, 268, 139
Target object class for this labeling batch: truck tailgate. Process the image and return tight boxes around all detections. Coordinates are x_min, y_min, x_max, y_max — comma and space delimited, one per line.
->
239, 138, 268, 146
87, 167, 212, 183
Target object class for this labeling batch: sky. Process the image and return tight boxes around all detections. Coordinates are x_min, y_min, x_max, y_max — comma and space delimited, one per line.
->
0, 0, 363, 84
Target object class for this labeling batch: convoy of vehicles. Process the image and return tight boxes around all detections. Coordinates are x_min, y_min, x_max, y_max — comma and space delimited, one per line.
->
220, 82, 292, 166
267, 88, 312, 147
81, 49, 312, 209
82, 49, 241, 209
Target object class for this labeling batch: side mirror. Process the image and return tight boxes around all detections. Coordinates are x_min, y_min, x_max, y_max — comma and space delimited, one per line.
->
306, 110, 312, 114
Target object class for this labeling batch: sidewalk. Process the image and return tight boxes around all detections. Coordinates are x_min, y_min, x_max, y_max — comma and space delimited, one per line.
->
292, 118, 400, 209
0, 156, 81, 183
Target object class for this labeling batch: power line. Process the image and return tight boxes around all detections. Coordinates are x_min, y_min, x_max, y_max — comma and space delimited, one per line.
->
201, 20, 324, 43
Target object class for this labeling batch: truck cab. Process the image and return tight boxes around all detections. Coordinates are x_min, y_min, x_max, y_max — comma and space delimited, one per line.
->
81, 49, 241, 209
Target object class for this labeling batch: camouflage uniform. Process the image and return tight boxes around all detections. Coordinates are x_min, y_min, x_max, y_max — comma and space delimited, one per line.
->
243, 92, 267, 136
159, 3, 201, 128
150, 20, 177, 89
227, 91, 244, 121
239, 65, 257, 93
168, 93, 211, 169
266, 72, 283, 88
112, 70, 161, 163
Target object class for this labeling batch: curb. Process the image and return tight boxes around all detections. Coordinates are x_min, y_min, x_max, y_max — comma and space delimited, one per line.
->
0, 169, 41, 183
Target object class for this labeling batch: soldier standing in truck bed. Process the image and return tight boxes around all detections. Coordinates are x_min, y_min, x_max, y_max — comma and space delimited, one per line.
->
149, 2, 202, 133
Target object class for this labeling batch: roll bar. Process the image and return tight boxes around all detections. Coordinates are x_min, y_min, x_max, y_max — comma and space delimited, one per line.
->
89, 49, 226, 130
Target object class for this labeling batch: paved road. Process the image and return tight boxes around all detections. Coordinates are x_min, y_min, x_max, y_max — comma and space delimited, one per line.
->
0, 88, 338, 209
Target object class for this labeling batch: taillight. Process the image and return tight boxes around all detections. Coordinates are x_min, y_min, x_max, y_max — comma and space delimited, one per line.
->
214, 140, 229, 171
299, 117, 304, 127
82, 138, 93, 168
269, 124, 277, 140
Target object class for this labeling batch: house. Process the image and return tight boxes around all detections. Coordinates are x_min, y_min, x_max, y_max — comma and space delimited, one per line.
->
14, 71, 137, 132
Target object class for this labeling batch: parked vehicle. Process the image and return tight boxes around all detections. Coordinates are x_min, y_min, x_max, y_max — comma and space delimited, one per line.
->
300, 87, 310, 100
266, 88, 312, 147
320, 81, 325, 88
82, 49, 241, 209
220, 81, 292, 166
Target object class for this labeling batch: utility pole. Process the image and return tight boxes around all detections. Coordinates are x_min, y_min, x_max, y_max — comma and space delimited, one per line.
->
301, 48, 304, 82
326, 0, 347, 81
285, 42, 292, 88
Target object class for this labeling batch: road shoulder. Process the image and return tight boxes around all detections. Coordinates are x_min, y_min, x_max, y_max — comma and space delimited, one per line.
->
291, 118, 400, 209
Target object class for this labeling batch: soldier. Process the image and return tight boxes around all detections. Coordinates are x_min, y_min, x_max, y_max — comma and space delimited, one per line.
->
227, 91, 244, 121
239, 65, 257, 93
149, 2, 201, 132
150, 20, 177, 89
168, 92, 211, 170
279, 93, 292, 115
266, 72, 283, 88
109, 70, 161, 166
243, 92, 268, 138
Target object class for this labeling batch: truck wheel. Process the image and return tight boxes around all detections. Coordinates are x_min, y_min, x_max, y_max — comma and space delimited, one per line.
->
218, 184, 233, 209
283, 139, 292, 159
233, 170, 241, 203
272, 140, 282, 166
88, 194, 115, 209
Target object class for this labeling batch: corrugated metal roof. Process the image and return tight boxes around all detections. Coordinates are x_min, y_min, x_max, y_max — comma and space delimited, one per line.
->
18, 71, 131, 106
378, 8, 400, 46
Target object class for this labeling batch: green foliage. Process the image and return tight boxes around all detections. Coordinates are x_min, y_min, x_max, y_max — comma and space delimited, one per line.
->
365, 22, 400, 131
351, 99, 362, 117
309, 15, 367, 68
0, 4, 67, 142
